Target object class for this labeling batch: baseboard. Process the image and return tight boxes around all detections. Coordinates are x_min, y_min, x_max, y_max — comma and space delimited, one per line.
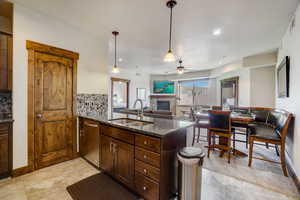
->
286, 152, 300, 194
12, 165, 33, 177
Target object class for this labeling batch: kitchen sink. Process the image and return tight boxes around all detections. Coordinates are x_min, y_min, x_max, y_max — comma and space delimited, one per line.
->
109, 118, 153, 126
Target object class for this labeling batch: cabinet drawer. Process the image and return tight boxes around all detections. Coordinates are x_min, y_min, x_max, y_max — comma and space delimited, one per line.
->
135, 159, 160, 182
135, 172, 159, 200
101, 125, 134, 145
135, 134, 161, 153
135, 147, 160, 168
0, 124, 9, 132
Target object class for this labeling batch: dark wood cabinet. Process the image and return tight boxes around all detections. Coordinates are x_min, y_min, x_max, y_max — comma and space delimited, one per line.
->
100, 135, 135, 188
0, 123, 12, 178
79, 117, 187, 200
0, 34, 12, 91
100, 135, 114, 173
114, 139, 134, 187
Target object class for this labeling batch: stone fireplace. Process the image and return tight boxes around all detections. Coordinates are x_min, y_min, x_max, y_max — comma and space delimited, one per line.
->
150, 95, 177, 114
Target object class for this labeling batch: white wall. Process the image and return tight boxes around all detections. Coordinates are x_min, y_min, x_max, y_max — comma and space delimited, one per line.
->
276, 3, 300, 177
250, 66, 275, 108
13, 3, 109, 169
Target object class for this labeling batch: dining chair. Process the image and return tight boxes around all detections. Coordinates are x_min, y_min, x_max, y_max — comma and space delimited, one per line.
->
207, 110, 232, 163
190, 108, 210, 146
248, 109, 293, 176
231, 107, 250, 149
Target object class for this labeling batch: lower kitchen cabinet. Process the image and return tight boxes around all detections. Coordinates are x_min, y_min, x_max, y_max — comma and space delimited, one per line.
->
100, 135, 134, 188
79, 117, 187, 200
0, 122, 12, 179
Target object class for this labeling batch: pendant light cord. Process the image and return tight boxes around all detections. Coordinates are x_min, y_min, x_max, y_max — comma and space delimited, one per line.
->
114, 34, 117, 67
169, 6, 173, 51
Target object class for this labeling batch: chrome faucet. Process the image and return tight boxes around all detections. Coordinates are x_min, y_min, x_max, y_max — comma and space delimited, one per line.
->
133, 99, 144, 118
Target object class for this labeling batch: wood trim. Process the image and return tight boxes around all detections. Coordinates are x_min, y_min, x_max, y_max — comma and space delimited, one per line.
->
12, 165, 32, 177
27, 49, 35, 172
111, 77, 130, 113
72, 60, 78, 158
111, 77, 130, 83
220, 76, 239, 106
27, 41, 79, 172
26, 40, 79, 60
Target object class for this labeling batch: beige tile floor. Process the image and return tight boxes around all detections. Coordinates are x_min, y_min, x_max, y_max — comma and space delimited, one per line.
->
0, 157, 298, 200
0, 127, 299, 200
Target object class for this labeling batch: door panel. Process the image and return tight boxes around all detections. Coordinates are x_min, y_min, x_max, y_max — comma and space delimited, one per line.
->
101, 135, 114, 174
114, 140, 134, 187
34, 52, 73, 169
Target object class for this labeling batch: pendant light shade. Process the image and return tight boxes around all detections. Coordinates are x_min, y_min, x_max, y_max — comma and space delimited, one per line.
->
112, 31, 120, 73
164, 50, 176, 62
164, 0, 177, 62
176, 59, 185, 74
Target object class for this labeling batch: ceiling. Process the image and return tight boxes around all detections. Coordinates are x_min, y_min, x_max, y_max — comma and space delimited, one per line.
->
11, 0, 299, 74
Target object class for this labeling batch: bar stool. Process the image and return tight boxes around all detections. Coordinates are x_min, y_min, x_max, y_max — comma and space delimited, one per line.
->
207, 110, 233, 163
190, 108, 210, 146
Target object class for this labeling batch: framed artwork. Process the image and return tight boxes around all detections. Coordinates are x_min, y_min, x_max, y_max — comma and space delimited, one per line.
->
277, 56, 290, 98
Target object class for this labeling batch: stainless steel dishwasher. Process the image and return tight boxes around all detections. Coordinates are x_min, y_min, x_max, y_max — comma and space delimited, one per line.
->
80, 119, 100, 167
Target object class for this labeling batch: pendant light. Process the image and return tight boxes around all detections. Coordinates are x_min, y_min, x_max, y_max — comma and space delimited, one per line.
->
177, 59, 184, 74
164, 0, 177, 62
112, 31, 120, 73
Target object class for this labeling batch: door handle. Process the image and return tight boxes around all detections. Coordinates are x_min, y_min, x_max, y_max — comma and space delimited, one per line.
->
112, 143, 117, 154
36, 114, 43, 118
84, 122, 98, 128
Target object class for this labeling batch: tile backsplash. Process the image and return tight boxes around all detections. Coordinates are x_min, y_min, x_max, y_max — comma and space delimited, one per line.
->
0, 92, 12, 114
77, 94, 108, 117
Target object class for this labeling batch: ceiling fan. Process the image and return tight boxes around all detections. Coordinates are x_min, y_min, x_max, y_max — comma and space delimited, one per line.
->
164, 59, 196, 74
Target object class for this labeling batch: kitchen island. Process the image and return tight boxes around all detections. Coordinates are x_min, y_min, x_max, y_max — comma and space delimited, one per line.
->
78, 113, 194, 200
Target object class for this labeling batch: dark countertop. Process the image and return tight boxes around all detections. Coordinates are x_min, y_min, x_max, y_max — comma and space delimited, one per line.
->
0, 119, 14, 123
78, 112, 194, 138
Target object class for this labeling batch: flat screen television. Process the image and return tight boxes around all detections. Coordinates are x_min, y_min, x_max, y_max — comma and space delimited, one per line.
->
153, 81, 175, 94
277, 56, 290, 98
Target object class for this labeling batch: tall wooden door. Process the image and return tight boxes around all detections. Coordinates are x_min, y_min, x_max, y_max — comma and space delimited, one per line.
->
34, 52, 74, 169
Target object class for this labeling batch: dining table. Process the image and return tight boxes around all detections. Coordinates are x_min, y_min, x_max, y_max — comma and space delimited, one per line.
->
194, 111, 255, 157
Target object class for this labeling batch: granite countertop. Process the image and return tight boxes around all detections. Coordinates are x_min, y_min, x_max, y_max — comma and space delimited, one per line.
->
0, 119, 14, 123
78, 112, 194, 138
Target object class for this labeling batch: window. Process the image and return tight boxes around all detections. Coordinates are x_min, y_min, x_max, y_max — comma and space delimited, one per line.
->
178, 78, 209, 105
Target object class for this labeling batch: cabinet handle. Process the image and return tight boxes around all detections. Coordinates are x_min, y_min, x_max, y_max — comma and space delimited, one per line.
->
143, 155, 147, 159
143, 186, 147, 191
84, 122, 98, 128
143, 140, 148, 145
113, 143, 117, 153
143, 169, 147, 174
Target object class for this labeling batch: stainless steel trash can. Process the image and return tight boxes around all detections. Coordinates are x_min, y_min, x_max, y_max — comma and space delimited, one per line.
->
177, 147, 205, 200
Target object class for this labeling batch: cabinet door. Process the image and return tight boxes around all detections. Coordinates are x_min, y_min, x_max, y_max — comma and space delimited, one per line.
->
114, 140, 134, 187
0, 134, 9, 174
101, 135, 114, 174
0, 34, 12, 91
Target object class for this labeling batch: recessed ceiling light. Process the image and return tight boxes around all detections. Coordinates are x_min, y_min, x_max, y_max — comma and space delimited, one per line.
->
213, 28, 222, 36
118, 58, 123, 62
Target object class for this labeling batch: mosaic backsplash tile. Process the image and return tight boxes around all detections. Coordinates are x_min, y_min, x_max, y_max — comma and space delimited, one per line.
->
0, 92, 12, 114
77, 94, 108, 117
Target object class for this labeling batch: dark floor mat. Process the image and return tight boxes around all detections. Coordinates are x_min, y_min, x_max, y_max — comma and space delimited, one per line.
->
66, 173, 140, 200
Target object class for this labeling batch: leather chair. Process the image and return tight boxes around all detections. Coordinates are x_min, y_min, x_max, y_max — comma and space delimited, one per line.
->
207, 110, 233, 163
248, 109, 293, 176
